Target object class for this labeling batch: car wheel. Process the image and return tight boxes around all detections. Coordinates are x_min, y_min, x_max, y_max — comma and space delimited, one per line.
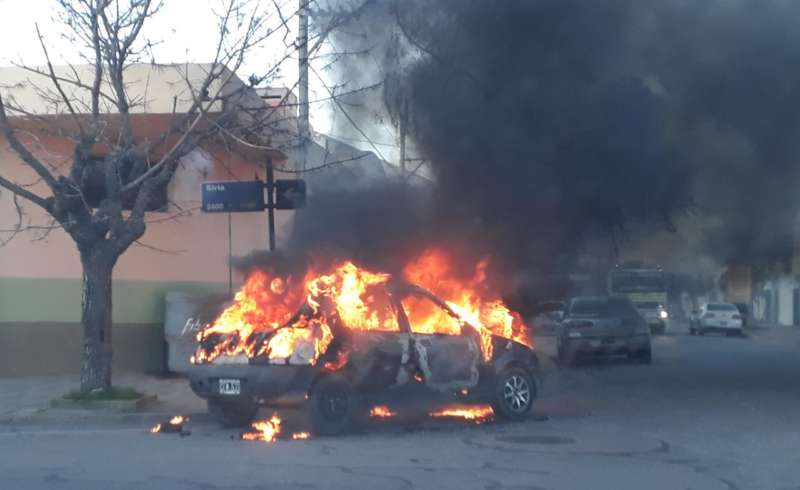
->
689, 326, 695, 335
207, 398, 259, 428
492, 367, 536, 421
308, 375, 358, 436
697, 327, 705, 336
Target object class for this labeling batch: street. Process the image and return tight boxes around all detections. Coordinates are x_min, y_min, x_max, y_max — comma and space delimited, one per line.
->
1, 325, 798, 490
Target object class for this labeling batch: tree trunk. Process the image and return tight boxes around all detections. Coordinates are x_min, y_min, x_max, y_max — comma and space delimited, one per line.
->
80, 252, 115, 392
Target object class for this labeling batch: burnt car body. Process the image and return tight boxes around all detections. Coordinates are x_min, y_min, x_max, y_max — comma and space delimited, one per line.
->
189, 282, 539, 435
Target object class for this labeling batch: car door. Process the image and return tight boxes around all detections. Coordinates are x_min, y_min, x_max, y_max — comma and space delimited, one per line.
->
396, 289, 480, 391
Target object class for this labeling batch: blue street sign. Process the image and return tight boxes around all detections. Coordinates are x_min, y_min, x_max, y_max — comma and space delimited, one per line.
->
201, 180, 265, 213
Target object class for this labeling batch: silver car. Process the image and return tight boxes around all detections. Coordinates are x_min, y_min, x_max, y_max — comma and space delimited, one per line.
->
557, 296, 652, 364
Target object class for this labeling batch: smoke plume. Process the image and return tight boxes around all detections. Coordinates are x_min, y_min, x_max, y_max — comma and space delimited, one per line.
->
307, 0, 800, 274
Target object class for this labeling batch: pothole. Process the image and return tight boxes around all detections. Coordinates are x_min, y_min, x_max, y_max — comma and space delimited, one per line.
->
495, 435, 576, 445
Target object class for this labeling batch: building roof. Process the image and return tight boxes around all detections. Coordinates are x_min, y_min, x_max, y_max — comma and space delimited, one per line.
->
0, 63, 289, 160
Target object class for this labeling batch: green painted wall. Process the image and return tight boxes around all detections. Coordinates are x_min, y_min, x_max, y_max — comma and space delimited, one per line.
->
0, 277, 230, 324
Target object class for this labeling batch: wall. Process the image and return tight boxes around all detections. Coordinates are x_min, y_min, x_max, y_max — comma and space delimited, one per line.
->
0, 139, 293, 376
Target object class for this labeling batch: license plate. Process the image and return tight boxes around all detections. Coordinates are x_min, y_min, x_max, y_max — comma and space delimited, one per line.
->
218, 378, 241, 395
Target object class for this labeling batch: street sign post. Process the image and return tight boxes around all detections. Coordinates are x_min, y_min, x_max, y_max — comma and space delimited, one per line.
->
201, 160, 307, 252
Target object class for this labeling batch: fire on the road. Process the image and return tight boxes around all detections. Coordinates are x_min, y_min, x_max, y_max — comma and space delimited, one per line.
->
429, 405, 495, 424
369, 405, 396, 418
240, 415, 312, 443
241, 415, 282, 442
150, 415, 188, 434
192, 248, 531, 368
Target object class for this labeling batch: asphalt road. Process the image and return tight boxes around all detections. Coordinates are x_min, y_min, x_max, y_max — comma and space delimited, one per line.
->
2, 325, 799, 489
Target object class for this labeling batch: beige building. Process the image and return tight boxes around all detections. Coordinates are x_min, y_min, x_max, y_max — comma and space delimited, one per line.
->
0, 64, 296, 375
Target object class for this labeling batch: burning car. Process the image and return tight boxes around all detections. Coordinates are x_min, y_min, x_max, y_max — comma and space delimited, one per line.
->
188, 251, 538, 435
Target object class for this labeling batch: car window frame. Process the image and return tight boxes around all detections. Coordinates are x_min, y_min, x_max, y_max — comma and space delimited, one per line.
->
391, 283, 468, 337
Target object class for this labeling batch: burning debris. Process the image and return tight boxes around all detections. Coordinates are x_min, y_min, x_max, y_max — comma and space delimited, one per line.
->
150, 415, 190, 435
369, 405, 396, 418
192, 248, 531, 368
429, 405, 495, 424
240, 415, 313, 443
241, 414, 282, 443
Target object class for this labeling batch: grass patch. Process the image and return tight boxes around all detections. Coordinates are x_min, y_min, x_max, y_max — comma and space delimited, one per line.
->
63, 386, 144, 401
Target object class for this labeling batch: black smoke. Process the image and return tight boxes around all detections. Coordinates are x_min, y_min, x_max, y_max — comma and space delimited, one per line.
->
310, 0, 800, 275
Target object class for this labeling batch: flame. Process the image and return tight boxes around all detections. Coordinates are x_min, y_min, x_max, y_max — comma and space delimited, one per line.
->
292, 432, 311, 440
429, 405, 495, 423
308, 262, 398, 332
242, 414, 282, 442
151, 415, 187, 433
403, 249, 532, 360
322, 349, 349, 372
369, 405, 396, 418
193, 248, 531, 366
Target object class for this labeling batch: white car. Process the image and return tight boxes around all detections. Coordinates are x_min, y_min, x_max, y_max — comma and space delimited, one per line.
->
689, 303, 744, 336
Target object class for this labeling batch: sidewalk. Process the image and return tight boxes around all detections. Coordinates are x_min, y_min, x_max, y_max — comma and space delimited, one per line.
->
0, 372, 206, 424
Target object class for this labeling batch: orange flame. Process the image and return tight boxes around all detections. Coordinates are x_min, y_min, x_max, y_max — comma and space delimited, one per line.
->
242, 414, 282, 442
150, 415, 187, 433
322, 349, 349, 372
403, 249, 532, 360
369, 405, 396, 418
193, 249, 531, 366
429, 404, 494, 423
292, 432, 311, 440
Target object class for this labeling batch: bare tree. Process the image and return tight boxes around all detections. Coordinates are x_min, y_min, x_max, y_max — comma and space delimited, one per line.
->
0, 0, 312, 392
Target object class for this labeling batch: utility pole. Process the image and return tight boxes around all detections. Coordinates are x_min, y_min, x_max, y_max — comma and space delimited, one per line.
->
298, 0, 309, 174
399, 97, 407, 177
266, 157, 276, 251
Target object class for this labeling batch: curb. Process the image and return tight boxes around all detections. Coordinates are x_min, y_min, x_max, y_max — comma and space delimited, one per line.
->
50, 394, 158, 412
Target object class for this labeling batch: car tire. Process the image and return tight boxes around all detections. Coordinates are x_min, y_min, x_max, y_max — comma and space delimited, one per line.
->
207, 398, 259, 428
697, 327, 705, 336
689, 326, 696, 335
492, 366, 536, 421
307, 375, 358, 436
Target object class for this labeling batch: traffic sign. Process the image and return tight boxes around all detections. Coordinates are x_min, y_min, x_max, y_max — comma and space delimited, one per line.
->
274, 179, 307, 209
201, 181, 265, 213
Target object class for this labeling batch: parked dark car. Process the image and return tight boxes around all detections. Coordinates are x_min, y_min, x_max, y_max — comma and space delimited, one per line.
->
557, 296, 652, 364
189, 282, 539, 435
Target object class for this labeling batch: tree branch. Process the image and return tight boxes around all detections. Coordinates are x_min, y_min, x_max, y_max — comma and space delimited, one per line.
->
0, 94, 59, 191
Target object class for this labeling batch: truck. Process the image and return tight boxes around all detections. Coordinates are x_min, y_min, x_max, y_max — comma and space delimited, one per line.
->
608, 264, 669, 334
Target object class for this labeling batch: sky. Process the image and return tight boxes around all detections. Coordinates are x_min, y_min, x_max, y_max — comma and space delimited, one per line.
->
0, 0, 382, 147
